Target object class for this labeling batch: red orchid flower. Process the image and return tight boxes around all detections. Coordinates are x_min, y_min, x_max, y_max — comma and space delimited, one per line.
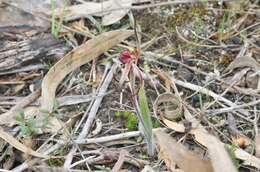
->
119, 48, 140, 64
119, 48, 142, 86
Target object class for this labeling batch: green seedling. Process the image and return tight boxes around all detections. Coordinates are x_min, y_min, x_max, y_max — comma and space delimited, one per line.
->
51, 0, 67, 38
114, 110, 138, 131
219, 11, 230, 40
16, 111, 36, 136
126, 113, 138, 131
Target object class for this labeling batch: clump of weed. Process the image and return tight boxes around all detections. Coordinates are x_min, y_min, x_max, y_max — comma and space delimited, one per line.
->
16, 111, 37, 136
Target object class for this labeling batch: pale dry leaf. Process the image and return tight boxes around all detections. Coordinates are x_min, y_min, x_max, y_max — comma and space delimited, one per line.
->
53, 2, 108, 20
141, 165, 155, 172
2, 0, 64, 14
224, 56, 260, 73
155, 130, 214, 172
53, 0, 148, 25
0, 127, 49, 159
182, 108, 238, 172
192, 129, 238, 172
102, 0, 132, 26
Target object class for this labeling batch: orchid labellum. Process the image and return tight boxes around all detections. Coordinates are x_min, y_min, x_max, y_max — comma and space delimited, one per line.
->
118, 47, 143, 86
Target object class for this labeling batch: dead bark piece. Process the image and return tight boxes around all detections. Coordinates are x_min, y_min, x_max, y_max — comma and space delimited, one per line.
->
154, 130, 214, 172
0, 34, 68, 72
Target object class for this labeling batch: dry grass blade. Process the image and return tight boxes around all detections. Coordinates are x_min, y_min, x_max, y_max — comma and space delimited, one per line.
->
155, 130, 213, 172
41, 30, 134, 112
0, 127, 49, 159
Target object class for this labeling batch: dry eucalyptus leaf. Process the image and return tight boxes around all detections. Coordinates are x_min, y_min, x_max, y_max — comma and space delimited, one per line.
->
182, 108, 238, 172
102, 0, 132, 26
191, 129, 238, 172
228, 114, 251, 148
224, 56, 260, 73
155, 130, 213, 172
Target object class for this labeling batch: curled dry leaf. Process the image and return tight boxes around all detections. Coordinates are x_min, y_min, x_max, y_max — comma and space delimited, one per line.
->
155, 130, 214, 172
153, 93, 185, 132
153, 93, 183, 121
151, 90, 258, 169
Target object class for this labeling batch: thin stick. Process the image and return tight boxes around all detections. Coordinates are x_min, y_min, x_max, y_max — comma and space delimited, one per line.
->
76, 130, 142, 144
171, 77, 249, 117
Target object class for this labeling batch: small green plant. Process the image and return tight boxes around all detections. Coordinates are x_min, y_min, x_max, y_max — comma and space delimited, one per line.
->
114, 110, 138, 131
51, 0, 66, 38
16, 111, 37, 136
126, 113, 138, 131
219, 11, 230, 40
152, 119, 161, 128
